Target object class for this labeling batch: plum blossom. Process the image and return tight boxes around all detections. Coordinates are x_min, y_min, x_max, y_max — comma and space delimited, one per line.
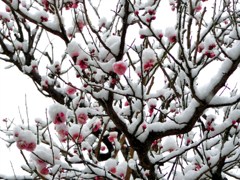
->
76, 14, 85, 31
162, 136, 177, 152
105, 158, 118, 174
14, 128, 37, 152
197, 43, 204, 53
144, 59, 155, 71
194, 3, 202, 12
148, 99, 157, 116
49, 104, 68, 124
112, 61, 128, 75
77, 113, 88, 124
39, 166, 49, 175
75, 108, 88, 124
142, 48, 157, 71
69, 124, 84, 143
42, 0, 49, 11
65, 84, 77, 95
108, 131, 118, 142
66, 41, 82, 61
165, 27, 177, 43
47, 61, 61, 75
55, 123, 68, 142
76, 59, 88, 69
92, 120, 102, 132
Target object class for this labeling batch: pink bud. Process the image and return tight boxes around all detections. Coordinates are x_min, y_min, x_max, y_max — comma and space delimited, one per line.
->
148, 10, 156, 15
208, 44, 216, 50
140, 34, 146, 39
124, 101, 129, 106
158, 33, 163, 38
151, 16, 156, 20
142, 123, 147, 130
168, 35, 177, 43
134, 11, 139, 16
41, 16, 48, 22
146, 18, 151, 23
5, 6, 11, 12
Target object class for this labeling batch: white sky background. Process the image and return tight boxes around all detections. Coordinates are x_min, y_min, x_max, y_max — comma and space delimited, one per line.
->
0, 0, 239, 178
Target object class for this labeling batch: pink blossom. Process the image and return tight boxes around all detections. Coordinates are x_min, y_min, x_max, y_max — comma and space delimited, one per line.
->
92, 121, 101, 132
42, 0, 49, 11
195, 5, 202, 12
72, 133, 84, 143
110, 78, 118, 85
26, 142, 37, 152
16, 140, 27, 150
108, 132, 118, 142
55, 124, 68, 138
76, 59, 88, 69
149, 107, 154, 116
113, 61, 127, 75
17, 140, 36, 152
101, 146, 106, 151
110, 167, 117, 174
72, 2, 79, 8
198, 43, 204, 53
39, 166, 49, 175
77, 113, 88, 124
66, 85, 76, 95
53, 112, 66, 124
70, 51, 79, 59
15, 130, 37, 152
144, 59, 155, 71
78, 21, 85, 31
195, 164, 201, 171
204, 51, 215, 58
54, 63, 61, 74
36, 159, 47, 167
